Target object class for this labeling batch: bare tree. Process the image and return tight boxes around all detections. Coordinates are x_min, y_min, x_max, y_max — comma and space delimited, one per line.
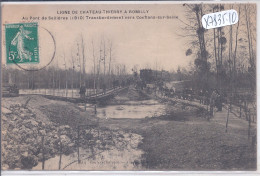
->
92, 40, 97, 94
81, 34, 86, 88
245, 4, 256, 82
102, 38, 106, 93
71, 50, 76, 97
96, 40, 103, 93
108, 40, 114, 89
63, 52, 68, 97
233, 5, 241, 77
182, 4, 210, 90
77, 42, 82, 88
52, 67, 55, 95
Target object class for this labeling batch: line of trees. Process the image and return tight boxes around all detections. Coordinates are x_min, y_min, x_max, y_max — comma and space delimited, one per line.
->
3, 35, 131, 93
180, 3, 256, 95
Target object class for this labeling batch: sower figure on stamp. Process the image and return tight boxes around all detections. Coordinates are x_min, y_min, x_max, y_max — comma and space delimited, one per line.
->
79, 85, 86, 99
11, 25, 34, 62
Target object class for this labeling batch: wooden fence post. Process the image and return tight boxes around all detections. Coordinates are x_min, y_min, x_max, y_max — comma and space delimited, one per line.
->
252, 108, 255, 123
239, 105, 242, 118
225, 104, 230, 133
244, 101, 248, 121
98, 117, 100, 143
41, 136, 45, 170
59, 136, 62, 170
77, 126, 80, 164
94, 104, 97, 114
248, 109, 251, 140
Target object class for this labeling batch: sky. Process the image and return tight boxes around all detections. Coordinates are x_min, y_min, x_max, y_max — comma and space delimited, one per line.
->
2, 3, 193, 73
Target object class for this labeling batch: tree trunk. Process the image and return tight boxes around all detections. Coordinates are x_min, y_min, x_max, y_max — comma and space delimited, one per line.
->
41, 136, 45, 170
81, 35, 86, 87
233, 5, 241, 90
108, 43, 112, 89
92, 40, 96, 94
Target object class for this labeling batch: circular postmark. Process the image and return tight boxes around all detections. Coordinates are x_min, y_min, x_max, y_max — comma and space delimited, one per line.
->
5, 23, 56, 71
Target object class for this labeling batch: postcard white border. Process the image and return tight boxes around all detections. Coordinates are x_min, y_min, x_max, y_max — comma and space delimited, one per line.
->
1, 1, 259, 175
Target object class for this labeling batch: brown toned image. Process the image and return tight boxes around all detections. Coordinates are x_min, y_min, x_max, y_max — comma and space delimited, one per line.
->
1, 2, 257, 171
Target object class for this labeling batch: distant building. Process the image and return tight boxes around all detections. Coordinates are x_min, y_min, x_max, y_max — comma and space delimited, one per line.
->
164, 80, 192, 93
139, 69, 170, 84
140, 69, 153, 84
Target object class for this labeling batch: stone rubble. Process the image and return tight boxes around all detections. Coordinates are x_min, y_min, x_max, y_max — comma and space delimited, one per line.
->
2, 101, 143, 170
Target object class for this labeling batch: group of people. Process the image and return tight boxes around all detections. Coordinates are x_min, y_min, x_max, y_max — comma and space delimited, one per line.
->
79, 83, 223, 118
79, 86, 86, 98
198, 89, 223, 117
209, 89, 223, 117
79, 84, 107, 98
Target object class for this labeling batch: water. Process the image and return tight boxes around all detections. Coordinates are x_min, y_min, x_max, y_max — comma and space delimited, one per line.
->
96, 99, 166, 119
33, 132, 144, 170
19, 88, 103, 98
33, 96, 167, 170
33, 147, 143, 170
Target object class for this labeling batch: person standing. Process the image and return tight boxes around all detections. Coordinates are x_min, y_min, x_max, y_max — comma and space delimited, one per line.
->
102, 83, 106, 94
79, 85, 86, 99
199, 89, 203, 104
204, 90, 209, 105
216, 91, 223, 112
210, 90, 217, 117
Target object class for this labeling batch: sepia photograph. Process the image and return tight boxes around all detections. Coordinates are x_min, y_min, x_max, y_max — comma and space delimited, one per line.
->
1, 2, 257, 171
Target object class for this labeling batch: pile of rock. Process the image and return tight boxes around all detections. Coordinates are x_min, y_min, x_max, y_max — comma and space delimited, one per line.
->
2, 100, 144, 170
79, 128, 143, 153
2, 104, 75, 170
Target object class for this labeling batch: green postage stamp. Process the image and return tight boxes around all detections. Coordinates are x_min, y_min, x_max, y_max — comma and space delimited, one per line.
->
5, 22, 39, 64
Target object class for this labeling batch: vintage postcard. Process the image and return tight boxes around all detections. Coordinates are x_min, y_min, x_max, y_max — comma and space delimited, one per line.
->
1, 2, 257, 171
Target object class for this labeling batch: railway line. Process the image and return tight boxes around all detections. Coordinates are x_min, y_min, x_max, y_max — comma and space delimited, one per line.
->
19, 87, 128, 104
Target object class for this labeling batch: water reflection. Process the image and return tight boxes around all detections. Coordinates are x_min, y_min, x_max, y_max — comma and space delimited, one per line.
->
97, 99, 166, 119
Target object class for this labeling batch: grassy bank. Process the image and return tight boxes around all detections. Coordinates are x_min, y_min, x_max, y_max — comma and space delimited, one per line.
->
100, 103, 256, 170
2, 95, 256, 170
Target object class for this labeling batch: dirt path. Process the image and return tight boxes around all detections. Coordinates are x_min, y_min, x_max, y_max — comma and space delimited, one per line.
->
212, 108, 256, 131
